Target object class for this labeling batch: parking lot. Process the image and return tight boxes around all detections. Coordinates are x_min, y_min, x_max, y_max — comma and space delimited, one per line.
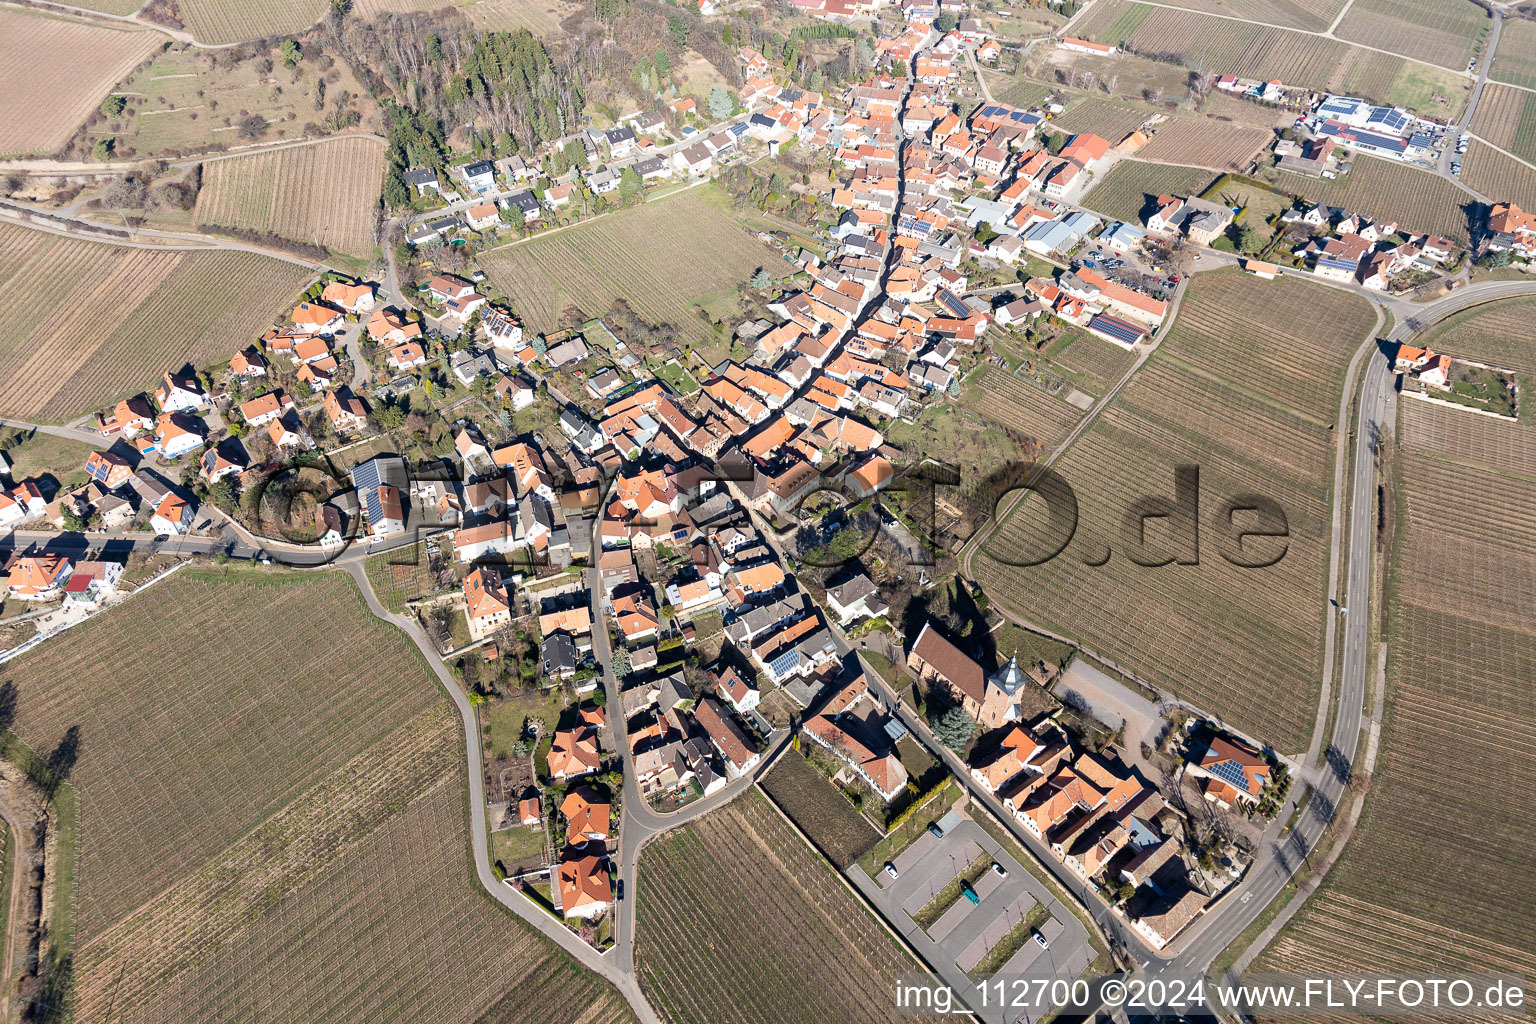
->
848, 811, 1094, 1024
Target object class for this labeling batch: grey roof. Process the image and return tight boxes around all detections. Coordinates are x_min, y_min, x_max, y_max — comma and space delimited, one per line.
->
404, 167, 437, 186
541, 633, 578, 675
988, 655, 1028, 696
463, 160, 495, 178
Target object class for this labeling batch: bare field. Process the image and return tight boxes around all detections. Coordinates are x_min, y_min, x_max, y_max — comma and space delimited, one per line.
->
1469, 83, 1536, 164
1071, 0, 1466, 115
7, 569, 637, 1024
1081, 159, 1217, 222
479, 188, 781, 345
1460, 139, 1536, 211
176, 0, 326, 45
1267, 156, 1475, 242
1335, 0, 1488, 71
636, 789, 947, 1024
759, 749, 880, 868
1255, 400, 1536, 1011
196, 136, 386, 256
1099, 0, 1347, 31
972, 270, 1377, 752
1489, 16, 1536, 90
464, 0, 578, 34
0, 9, 162, 157
1138, 118, 1274, 170
0, 222, 310, 422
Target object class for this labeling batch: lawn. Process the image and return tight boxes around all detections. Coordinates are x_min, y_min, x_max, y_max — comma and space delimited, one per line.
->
0, 427, 96, 492
482, 687, 568, 760
1, 568, 636, 1024
491, 824, 548, 871
95, 43, 376, 160
636, 789, 949, 1024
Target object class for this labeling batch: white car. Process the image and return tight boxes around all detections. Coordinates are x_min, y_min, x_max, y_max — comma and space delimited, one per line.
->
1032, 931, 1049, 950
884, 861, 899, 879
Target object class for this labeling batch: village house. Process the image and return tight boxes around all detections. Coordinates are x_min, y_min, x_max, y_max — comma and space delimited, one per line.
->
1187, 735, 1273, 809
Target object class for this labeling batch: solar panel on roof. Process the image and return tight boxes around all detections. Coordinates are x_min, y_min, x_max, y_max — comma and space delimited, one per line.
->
1207, 759, 1252, 791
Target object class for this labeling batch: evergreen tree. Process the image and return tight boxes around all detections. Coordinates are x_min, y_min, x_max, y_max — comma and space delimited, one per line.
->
707, 84, 732, 120
655, 47, 670, 81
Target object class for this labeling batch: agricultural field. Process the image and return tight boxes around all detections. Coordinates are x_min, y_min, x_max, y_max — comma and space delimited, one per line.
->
173, 0, 327, 45
365, 542, 443, 613
1080, 159, 1216, 222
966, 366, 1084, 453
1045, 330, 1138, 396
982, 73, 1056, 111
1053, 98, 1153, 143
0, 9, 162, 158
1070, 0, 1466, 116
1095, 0, 1347, 31
479, 189, 782, 346
1335, 0, 1488, 71
464, 0, 580, 36
1265, 155, 1476, 243
1489, 16, 1536, 90
96, 44, 377, 159
1201, 90, 1296, 128
195, 136, 387, 257
61, 0, 144, 12
1137, 118, 1274, 170
1413, 294, 1536, 379
971, 270, 1377, 752
1469, 83, 1536, 164
3, 569, 636, 1024
635, 789, 947, 1024
1460, 139, 1536, 210
1254, 399, 1536, 1007
0, 222, 311, 422
759, 748, 880, 867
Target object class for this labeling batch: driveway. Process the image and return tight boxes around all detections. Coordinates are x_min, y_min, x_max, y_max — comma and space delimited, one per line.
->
848, 815, 1093, 1023
1055, 660, 1163, 751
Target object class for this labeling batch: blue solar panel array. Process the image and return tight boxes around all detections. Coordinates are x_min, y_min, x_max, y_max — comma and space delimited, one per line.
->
352, 459, 385, 525
1206, 758, 1254, 792
1088, 314, 1143, 346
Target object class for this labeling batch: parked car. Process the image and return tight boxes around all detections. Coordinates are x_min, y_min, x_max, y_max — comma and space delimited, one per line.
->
991, 862, 1008, 878
616, 879, 624, 901
884, 861, 899, 879
927, 822, 945, 839
961, 881, 980, 905
1032, 931, 1049, 949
